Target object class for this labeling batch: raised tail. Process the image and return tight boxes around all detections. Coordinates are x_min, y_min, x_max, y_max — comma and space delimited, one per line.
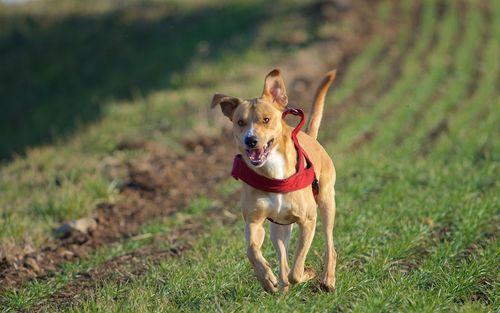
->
306, 70, 337, 139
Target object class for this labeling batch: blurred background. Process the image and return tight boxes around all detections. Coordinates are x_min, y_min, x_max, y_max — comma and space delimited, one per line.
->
0, 0, 498, 310
1, 0, 266, 159
0, 0, 359, 160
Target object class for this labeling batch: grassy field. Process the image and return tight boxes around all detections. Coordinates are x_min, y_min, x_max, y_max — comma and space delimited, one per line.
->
0, 0, 498, 312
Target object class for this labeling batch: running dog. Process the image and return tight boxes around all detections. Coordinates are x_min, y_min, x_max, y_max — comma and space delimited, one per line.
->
211, 69, 337, 292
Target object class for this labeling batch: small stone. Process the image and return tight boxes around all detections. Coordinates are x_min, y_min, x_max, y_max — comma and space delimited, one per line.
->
55, 217, 97, 237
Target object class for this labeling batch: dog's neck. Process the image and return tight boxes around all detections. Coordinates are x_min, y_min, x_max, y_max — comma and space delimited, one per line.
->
254, 127, 297, 179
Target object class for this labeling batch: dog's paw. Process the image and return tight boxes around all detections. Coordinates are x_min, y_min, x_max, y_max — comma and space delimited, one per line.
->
320, 274, 336, 292
256, 269, 278, 293
288, 267, 316, 284
261, 275, 279, 293
303, 267, 316, 281
281, 284, 290, 294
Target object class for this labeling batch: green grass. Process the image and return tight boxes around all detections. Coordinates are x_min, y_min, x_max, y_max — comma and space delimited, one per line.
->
320, 0, 417, 142
370, 1, 484, 157
332, 0, 442, 149
1, 0, 499, 312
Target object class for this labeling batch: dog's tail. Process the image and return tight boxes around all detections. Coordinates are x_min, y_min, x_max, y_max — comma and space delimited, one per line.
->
306, 70, 336, 140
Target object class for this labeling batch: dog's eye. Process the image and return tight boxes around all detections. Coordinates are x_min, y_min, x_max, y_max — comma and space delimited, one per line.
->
237, 120, 245, 127
263, 117, 270, 124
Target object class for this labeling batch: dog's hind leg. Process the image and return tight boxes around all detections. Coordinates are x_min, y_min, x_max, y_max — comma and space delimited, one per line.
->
245, 222, 279, 293
270, 223, 292, 292
288, 215, 317, 284
317, 174, 337, 291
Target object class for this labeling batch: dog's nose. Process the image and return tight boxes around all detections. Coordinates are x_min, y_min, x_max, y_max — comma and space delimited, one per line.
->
245, 136, 258, 148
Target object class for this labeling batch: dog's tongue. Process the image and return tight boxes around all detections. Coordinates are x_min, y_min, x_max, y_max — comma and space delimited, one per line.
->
248, 148, 265, 161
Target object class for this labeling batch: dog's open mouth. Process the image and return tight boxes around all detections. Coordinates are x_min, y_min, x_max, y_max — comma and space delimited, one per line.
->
246, 139, 274, 166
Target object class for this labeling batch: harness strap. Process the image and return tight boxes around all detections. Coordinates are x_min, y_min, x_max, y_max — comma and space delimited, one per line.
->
267, 217, 294, 226
282, 108, 307, 172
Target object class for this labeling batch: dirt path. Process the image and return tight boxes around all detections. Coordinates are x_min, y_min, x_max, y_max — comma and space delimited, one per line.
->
0, 135, 233, 290
32, 223, 201, 312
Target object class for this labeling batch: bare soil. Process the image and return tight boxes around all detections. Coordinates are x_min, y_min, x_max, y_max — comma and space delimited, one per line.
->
30, 223, 203, 312
0, 134, 233, 290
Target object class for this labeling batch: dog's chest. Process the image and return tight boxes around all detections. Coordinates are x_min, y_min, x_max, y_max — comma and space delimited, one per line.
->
265, 149, 286, 180
256, 150, 293, 219
257, 193, 292, 220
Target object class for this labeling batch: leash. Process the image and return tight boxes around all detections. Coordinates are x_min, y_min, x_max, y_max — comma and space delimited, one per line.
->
231, 108, 319, 225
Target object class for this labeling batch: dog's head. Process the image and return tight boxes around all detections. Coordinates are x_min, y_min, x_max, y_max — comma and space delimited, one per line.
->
212, 69, 288, 167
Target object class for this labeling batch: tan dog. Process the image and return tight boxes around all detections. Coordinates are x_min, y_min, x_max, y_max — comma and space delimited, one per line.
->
211, 69, 337, 293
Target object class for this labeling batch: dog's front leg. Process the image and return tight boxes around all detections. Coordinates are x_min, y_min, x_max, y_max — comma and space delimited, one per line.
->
245, 222, 278, 293
270, 223, 292, 292
288, 217, 316, 284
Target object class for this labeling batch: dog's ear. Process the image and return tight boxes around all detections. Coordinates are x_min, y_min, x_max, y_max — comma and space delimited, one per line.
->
262, 69, 288, 109
211, 94, 240, 120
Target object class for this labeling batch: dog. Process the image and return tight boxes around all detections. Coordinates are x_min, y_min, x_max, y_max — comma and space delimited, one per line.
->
211, 69, 337, 293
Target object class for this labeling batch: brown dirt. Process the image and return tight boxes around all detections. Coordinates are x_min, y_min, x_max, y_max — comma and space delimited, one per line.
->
0, 133, 234, 291
34, 201, 241, 312
29, 223, 202, 312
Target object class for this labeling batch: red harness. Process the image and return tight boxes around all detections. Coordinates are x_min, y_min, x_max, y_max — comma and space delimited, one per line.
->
231, 108, 319, 225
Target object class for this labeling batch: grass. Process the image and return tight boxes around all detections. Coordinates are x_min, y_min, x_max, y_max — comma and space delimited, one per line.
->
0, 0, 499, 312
331, 0, 441, 149
320, 1, 417, 142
